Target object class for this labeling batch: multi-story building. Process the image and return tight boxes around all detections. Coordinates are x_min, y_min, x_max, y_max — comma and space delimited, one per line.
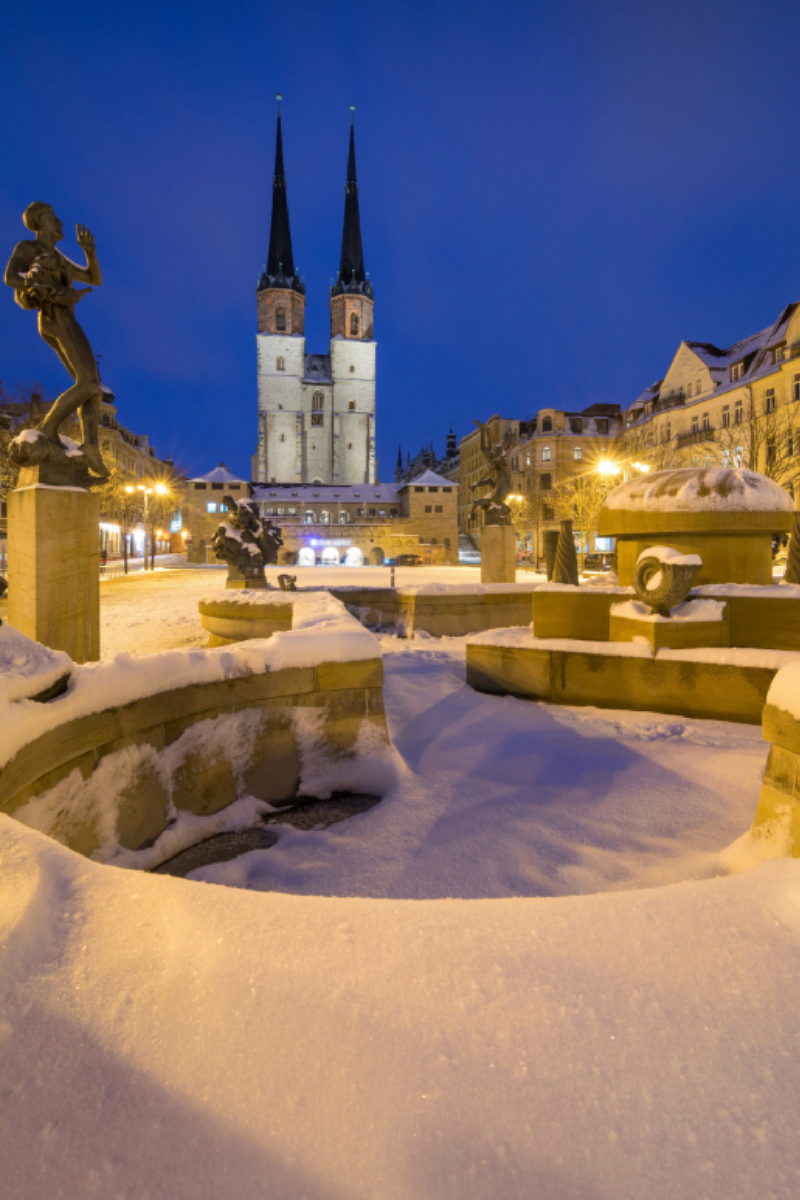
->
184, 463, 459, 567
252, 103, 376, 487
620, 301, 800, 498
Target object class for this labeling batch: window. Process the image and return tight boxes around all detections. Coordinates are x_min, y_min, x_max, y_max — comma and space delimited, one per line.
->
767, 440, 776, 463
686, 383, 693, 399
340, 511, 350, 523
702, 412, 710, 431
349, 364, 355, 373
691, 417, 699, 434
349, 400, 355, 410
573, 446, 582, 460
435, 504, 443, 513
526, 453, 531, 465
539, 473, 552, 491
766, 389, 776, 414
347, 442, 352, 449
350, 313, 359, 336
664, 421, 671, 441
570, 418, 583, 433
424, 505, 432, 513
596, 419, 608, 434
696, 380, 702, 394
735, 399, 743, 424
735, 446, 744, 467
722, 405, 730, 428
280, 433, 285, 442
276, 308, 286, 331
772, 344, 785, 364
541, 416, 553, 432
303, 511, 315, 524
722, 449, 731, 467
276, 356, 285, 371
789, 435, 794, 457
795, 374, 800, 403
212, 482, 224, 490
356, 508, 364, 517
428, 486, 438, 492
206, 502, 217, 513
541, 446, 551, 462
368, 508, 376, 517
731, 362, 744, 382
415, 486, 424, 492
320, 511, 330, 524
543, 504, 554, 520
311, 413, 324, 426
194, 482, 207, 490
391, 508, 398, 516
312, 392, 324, 410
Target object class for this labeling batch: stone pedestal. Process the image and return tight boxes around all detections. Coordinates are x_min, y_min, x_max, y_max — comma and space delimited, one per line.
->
481, 525, 516, 584
8, 484, 100, 662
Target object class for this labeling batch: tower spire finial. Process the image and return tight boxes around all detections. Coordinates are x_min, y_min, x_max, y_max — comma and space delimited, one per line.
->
265, 94, 295, 280
338, 107, 365, 286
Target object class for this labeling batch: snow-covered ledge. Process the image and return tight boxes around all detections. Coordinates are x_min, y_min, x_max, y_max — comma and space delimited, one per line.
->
0, 593, 392, 866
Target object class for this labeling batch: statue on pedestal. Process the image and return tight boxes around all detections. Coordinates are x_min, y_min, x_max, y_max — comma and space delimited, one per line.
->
469, 420, 515, 527
210, 495, 283, 588
4, 202, 109, 486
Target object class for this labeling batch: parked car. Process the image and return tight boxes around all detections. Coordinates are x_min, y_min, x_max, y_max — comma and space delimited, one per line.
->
393, 554, 424, 566
583, 552, 614, 572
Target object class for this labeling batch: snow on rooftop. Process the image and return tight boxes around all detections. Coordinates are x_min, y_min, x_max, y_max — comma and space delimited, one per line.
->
251, 482, 402, 503
603, 468, 794, 514
401, 468, 456, 488
191, 464, 247, 484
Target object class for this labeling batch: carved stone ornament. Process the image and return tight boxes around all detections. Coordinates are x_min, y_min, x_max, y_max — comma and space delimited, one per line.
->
634, 546, 702, 617
10, 428, 106, 489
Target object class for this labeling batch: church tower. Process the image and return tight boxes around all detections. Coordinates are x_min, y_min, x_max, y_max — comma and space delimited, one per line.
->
329, 105, 377, 485
253, 100, 376, 485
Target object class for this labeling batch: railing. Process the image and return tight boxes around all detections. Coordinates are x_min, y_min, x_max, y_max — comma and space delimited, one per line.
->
675, 428, 714, 448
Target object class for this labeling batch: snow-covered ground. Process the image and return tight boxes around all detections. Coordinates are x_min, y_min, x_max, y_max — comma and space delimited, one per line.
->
3, 561, 799, 1197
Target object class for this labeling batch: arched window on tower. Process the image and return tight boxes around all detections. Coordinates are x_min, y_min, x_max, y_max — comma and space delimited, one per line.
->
312, 392, 324, 411
350, 313, 359, 336
541, 416, 553, 432
276, 356, 285, 371
276, 308, 286, 331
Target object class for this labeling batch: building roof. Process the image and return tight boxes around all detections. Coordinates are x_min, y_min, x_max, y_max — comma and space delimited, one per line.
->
303, 354, 332, 383
251, 482, 402, 504
400, 469, 457, 488
191, 464, 247, 484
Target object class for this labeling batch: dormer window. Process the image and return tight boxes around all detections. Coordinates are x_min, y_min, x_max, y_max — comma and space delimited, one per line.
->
731, 361, 744, 382
541, 416, 553, 432
772, 344, 786, 364
596, 419, 608, 434
276, 307, 286, 331
569, 418, 582, 433
350, 313, 359, 336
276, 356, 285, 371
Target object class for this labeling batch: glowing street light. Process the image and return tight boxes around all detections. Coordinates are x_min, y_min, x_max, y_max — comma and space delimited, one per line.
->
597, 459, 622, 476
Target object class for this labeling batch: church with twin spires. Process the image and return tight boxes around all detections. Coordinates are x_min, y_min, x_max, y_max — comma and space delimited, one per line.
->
251, 100, 377, 486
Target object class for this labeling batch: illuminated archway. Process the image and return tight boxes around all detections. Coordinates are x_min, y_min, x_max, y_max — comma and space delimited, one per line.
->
344, 546, 363, 566
321, 546, 340, 566
370, 547, 385, 565
298, 547, 315, 567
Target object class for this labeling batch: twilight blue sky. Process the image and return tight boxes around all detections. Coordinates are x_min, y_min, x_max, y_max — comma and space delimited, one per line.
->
2, 0, 800, 481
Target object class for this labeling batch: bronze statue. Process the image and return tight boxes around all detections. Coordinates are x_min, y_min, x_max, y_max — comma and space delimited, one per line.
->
469, 420, 515, 526
211, 495, 284, 588
4, 202, 108, 480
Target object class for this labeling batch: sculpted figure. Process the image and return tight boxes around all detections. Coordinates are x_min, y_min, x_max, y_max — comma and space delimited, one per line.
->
211, 495, 284, 587
4, 202, 107, 478
469, 420, 515, 527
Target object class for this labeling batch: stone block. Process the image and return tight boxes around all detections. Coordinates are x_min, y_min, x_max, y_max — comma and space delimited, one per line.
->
170, 743, 240, 817
2, 749, 97, 816
241, 712, 299, 804
723, 596, 800, 651
316, 658, 383, 692
114, 757, 171, 850
480, 525, 516, 584
533, 590, 618, 641
610, 611, 729, 651
615, 534, 773, 587
762, 703, 800, 756
7, 484, 100, 662
0, 709, 119, 810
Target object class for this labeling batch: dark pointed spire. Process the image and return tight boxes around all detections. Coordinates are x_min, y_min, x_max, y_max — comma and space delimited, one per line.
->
266, 94, 295, 281
338, 105, 366, 287
396, 443, 403, 470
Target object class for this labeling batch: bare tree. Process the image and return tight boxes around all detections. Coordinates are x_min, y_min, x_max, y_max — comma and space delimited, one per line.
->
714, 386, 800, 498
551, 469, 618, 569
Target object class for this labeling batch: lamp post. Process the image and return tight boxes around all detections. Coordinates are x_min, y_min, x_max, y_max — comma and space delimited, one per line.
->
136, 485, 152, 570
123, 485, 135, 575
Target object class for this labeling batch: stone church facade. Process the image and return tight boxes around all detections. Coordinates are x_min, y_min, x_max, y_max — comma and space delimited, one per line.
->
252, 103, 376, 487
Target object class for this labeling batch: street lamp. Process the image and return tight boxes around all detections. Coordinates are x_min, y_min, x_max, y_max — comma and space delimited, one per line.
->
596, 459, 622, 476
137, 485, 153, 570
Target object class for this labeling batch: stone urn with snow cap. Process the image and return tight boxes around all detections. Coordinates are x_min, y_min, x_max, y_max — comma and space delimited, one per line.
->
597, 467, 794, 586
634, 546, 702, 617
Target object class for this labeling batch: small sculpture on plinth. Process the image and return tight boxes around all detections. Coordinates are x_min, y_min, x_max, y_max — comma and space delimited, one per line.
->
210, 494, 283, 588
634, 546, 702, 617
4, 203, 109, 487
552, 519, 580, 585
469, 420, 516, 527
278, 574, 297, 592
